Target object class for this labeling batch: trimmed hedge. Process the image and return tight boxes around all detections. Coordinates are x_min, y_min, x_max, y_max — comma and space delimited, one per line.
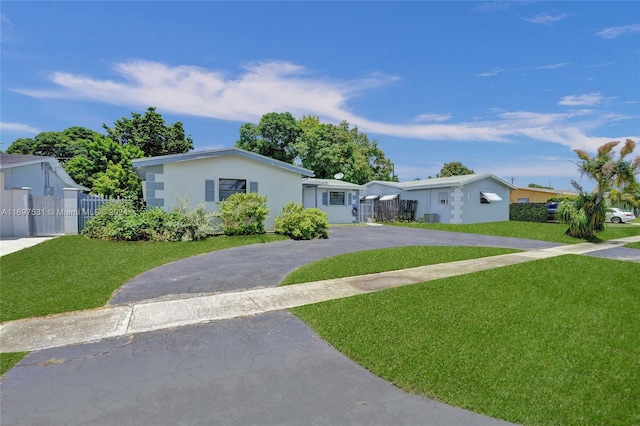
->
509, 203, 547, 223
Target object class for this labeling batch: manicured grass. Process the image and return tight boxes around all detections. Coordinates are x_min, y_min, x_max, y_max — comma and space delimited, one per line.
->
626, 241, 640, 249
0, 234, 287, 323
290, 254, 640, 426
392, 220, 640, 243
0, 352, 29, 377
280, 246, 521, 285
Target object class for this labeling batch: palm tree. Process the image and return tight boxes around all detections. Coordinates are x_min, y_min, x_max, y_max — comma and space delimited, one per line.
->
562, 139, 639, 239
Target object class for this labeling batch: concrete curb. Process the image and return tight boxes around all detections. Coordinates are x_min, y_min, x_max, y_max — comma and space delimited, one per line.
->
2, 235, 638, 353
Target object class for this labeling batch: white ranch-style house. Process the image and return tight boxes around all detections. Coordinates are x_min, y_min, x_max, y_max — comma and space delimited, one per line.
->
132, 148, 314, 232
363, 173, 516, 224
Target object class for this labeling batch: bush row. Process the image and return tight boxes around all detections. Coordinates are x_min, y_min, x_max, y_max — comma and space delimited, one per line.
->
84, 194, 329, 241
83, 199, 217, 241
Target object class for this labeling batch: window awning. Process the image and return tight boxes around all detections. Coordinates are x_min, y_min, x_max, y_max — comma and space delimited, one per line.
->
481, 192, 502, 202
363, 194, 379, 200
379, 194, 400, 201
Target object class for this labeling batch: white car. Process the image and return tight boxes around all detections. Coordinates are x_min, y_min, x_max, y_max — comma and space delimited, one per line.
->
605, 207, 636, 224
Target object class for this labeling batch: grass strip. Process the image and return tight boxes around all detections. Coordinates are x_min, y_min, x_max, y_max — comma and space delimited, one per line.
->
0, 234, 287, 323
0, 352, 29, 377
280, 246, 520, 285
291, 254, 640, 425
391, 220, 640, 243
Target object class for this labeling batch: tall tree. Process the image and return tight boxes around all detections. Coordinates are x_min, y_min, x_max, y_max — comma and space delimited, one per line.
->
6, 128, 98, 161
559, 139, 639, 239
436, 161, 474, 177
103, 107, 194, 157
64, 134, 144, 190
236, 113, 396, 185
236, 112, 301, 163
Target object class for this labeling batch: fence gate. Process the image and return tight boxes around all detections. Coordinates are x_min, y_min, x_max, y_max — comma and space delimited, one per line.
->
359, 201, 375, 223
30, 195, 64, 236
78, 194, 132, 232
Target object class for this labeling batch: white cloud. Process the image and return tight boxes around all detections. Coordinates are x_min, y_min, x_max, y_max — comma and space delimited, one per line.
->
523, 13, 569, 25
558, 93, 604, 106
476, 62, 569, 77
13, 60, 638, 154
1, 14, 14, 44
596, 24, 640, 39
0, 121, 40, 134
413, 113, 452, 123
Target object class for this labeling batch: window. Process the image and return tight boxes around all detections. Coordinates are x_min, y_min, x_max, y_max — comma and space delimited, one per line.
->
329, 191, 345, 205
480, 192, 502, 204
205, 180, 215, 202
219, 179, 247, 201
517, 198, 530, 203
438, 192, 449, 205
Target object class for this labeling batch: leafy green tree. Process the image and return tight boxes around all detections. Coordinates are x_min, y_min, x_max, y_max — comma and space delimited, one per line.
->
238, 113, 396, 185
236, 112, 301, 163
6, 129, 94, 161
436, 161, 475, 178
103, 107, 194, 157
528, 183, 553, 189
560, 139, 639, 239
90, 160, 142, 200
64, 134, 144, 190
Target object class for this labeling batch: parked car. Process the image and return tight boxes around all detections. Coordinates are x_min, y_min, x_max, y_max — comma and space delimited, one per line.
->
606, 207, 636, 224
546, 202, 559, 221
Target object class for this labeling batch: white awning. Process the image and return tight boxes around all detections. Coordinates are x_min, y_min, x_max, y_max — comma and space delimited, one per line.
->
481, 192, 502, 202
363, 195, 379, 200
379, 194, 400, 201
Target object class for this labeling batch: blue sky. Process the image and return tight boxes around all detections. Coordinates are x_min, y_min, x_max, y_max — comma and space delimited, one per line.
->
1, 1, 639, 192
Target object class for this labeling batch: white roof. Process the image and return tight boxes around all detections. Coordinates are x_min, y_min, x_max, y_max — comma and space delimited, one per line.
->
132, 147, 314, 178
365, 173, 516, 191
302, 178, 364, 190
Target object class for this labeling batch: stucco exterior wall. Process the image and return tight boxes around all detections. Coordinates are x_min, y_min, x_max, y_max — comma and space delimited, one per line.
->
363, 178, 512, 224
145, 155, 304, 231
459, 180, 511, 224
1, 162, 68, 197
304, 186, 360, 224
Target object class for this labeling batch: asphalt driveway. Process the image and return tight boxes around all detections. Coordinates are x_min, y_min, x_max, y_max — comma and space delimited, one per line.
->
109, 225, 562, 305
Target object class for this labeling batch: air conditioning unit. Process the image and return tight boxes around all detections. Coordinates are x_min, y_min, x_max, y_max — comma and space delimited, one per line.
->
424, 213, 438, 223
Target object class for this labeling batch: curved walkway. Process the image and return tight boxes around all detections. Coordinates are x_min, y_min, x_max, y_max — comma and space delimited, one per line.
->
2, 226, 639, 426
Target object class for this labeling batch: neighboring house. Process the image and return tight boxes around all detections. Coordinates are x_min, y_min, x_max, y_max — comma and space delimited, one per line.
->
510, 187, 578, 204
132, 148, 314, 232
363, 173, 516, 224
0, 154, 89, 237
302, 178, 364, 224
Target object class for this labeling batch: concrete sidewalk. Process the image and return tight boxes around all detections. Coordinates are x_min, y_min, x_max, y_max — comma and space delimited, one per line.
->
2, 235, 639, 353
0, 236, 56, 257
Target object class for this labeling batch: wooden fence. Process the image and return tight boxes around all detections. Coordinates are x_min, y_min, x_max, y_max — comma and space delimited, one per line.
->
373, 199, 417, 222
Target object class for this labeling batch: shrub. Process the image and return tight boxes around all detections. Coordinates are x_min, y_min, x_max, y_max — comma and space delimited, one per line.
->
215, 193, 269, 236
509, 203, 547, 223
275, 202, 329, 240
83, 198, 217, 241
82, 201, 143, 240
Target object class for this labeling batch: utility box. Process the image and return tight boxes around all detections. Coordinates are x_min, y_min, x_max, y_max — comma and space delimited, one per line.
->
424, 213, 438, 223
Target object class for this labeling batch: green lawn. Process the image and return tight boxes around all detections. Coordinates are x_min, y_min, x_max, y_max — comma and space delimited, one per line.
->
392, 220, 640, 243
0, 234, 287, 323
289, 252, 640, 426
280, 246, 521, 285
